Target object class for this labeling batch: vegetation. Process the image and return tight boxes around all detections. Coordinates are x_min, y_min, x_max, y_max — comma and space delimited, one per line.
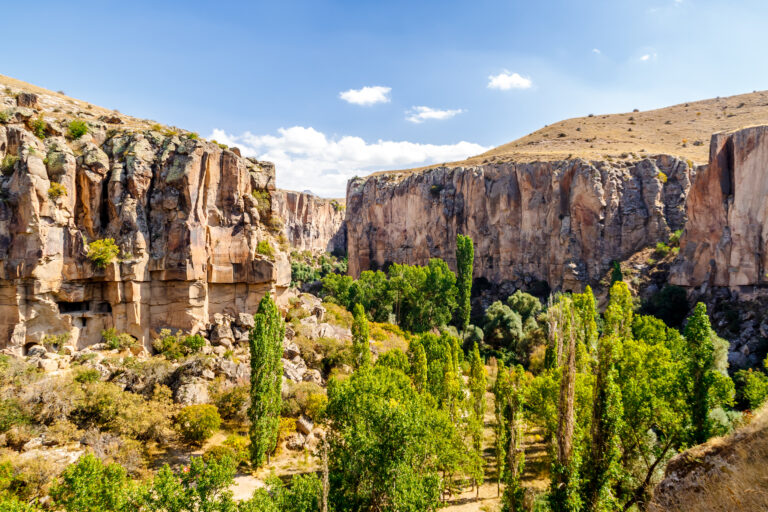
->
1, 155, 18, 175
290, 251, 347, 287
257, 240, 275, 259
152, 329, 205, 359
101, 328, 136, 351
86, 238, 120, 268
47, 182, 67, 200
31, 116, 47, 139
351, 303, 371, 368
248, 293, 284, 468
67, 120, 88, 140
455, 234, 474, 336
175, 404, 221, 444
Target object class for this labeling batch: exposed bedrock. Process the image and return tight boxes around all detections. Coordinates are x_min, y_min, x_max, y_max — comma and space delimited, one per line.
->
0, 121, 290, 353
272, 190, 346, 254
346, 156, 692, 292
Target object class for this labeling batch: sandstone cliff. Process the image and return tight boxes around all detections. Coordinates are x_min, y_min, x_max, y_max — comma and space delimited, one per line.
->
272, 190, 346, 254
0, 91, 290, 353
346, 156, 692, 292
671, 125, 768, 288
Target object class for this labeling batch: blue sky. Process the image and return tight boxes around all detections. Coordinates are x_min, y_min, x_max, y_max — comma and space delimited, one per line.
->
3, 0, 768, 196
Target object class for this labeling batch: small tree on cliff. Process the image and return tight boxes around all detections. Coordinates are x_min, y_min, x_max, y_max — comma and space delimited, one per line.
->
248, 293, 285, 468
351, 303, 371, 368
455, 234, 474, 337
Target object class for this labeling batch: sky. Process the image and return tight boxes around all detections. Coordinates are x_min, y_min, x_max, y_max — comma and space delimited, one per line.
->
2, 0, 768, 196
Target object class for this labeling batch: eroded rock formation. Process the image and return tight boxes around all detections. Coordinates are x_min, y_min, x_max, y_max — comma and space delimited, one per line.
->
272, 190, 346, 254
0, 114, 290, 353
346, 157, 692, 292
671, 126, 768, 288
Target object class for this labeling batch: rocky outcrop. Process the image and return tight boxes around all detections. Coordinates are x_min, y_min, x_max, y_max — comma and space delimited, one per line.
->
272, 190, 346, 254
346, 157, 692, 292
0, 115, 290, 353
671, 126, 768, 288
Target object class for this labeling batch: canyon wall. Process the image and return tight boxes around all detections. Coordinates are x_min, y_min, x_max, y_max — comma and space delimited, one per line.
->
346, 156, 692, 292
0, 111, 290, 353
272, 190, 346, 254
671, 126, 768, 288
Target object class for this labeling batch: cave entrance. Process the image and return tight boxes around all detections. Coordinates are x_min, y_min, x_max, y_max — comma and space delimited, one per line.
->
57, 301, 90, 314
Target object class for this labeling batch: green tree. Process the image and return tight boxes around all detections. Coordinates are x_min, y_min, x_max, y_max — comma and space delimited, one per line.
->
142, 456, 238, 512
484, 301, 524, 351
468, 342, 487, 491
410, 341, 428, 393
497, 365, 528, 512
455, 234, 474, 336
351, 303, 372, 368
325, 366, 465, 511
684, 302, 735, 444
248, 293, 285, 467
50, 454, 134, 512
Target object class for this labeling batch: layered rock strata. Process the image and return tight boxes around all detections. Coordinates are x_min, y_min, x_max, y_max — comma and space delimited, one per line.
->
346, 157, 692, 292
272, 190, 346, 254
0, 113, 289, 353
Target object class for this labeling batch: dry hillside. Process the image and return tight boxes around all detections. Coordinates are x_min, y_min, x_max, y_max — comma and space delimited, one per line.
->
376, 89, 768, 176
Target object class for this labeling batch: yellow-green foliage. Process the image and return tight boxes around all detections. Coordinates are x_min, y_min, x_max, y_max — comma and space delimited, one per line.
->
1, 154, 18, 174
251, 189, 272, 218
67, 120, 88, 140
257, 240, 275, 259
47, 182, 67, 200
657, 171, 668, 183
323, 302, 354, 329
369, 321, 410, 355
87, 238, 120, 268
101, 328, 136, 350
31, 116, 47, 139
175, 404, 221, 445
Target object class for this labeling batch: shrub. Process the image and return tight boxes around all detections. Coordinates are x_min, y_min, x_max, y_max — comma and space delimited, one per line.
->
0, 110, 11, 124
152, 329, 205, 360
251, 190, 271, 218
657, 171, 668, 183
101, 328, 136, 350
30, 116, 47, 139
0, 398, 28, 433
67, 120, 88, 140
735, 368, 768, 410
203, 434, 249, 467
73, 368, 101, 384
175, 404, 221, 444
669, 229, 683, 246
50, 453, 133, 512
212, 383, 249, 422
87, 238, 120, 268
655, 242, 671, 257
257, 240, 275, 259
1, 155, 18, 175
187, 132, 199, 140
47, 182, 67, 200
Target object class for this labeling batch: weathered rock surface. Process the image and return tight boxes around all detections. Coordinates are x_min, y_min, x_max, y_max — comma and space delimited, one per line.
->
272, 190, 346, 254
671, 126, 768, 288
347, 157, 692, 292
0, 118, 291, 352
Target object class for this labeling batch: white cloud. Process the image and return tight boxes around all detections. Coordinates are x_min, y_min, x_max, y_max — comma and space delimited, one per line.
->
592, 48, 601, 54
640, 54, 650, 61
640, 52, 658, 61
209, 127, 490, 197
339, 85, 391, 106
487, 71, 532, 90
405, 106, 464, 123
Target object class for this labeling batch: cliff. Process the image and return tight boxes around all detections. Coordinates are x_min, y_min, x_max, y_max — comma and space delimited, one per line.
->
346, 156, 692, 292
671, 125, 768, 288
272, 190, 346, 254
0, 85, 290, 353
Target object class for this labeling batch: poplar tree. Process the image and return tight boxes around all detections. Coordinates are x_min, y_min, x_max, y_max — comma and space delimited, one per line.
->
469, 342, 487, 491
455, 234, 474, 336
248, 292, 285, 468
493, 361, 510, 497
412, 341, 428, 393
351, 303, 371, 368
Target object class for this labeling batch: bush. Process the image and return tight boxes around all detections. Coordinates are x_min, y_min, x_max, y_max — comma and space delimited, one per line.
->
50, 454, 133, 512
657, 171, 668, 183
211, 383, 249, 422
257, 240, 275, 259
67, 120, 88, 140
175, 404, 221, 444
30, 117, 47, 139
641, 285, 689, 328
203, 434, 249, 467
0, 110, 11, 124
251, 190, 271, 218
152, 329, 205, 360
669, 229, 683, 246
101, 328, 136, 351
735, 368, 768, 410
1, 155, 18, 175
655, 241, 671, 257
87, 239, 120, 268
73, 368, 101, 384
0, 398, 28, 433
47, 182, 67, 200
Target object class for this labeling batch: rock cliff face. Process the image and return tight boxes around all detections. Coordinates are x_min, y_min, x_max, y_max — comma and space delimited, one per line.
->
0, 110, 289, 353
272, 190, 346, 254
346, 156, 692, 292
671, 126, 768, 288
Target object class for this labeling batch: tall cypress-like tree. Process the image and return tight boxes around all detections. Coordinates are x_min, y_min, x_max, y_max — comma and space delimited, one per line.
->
412, 341, 428, 393
455, 234, 474, 336
351, 303, 371, 368
493, 361, 509, 497
469, 342, 487, 492
248, 292, 285, 468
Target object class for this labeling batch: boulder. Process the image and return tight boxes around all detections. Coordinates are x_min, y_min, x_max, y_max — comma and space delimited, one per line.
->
235, 313, 255, 330
283, 339, 301, 360
302, 369, 323, 386
285, 433, 306, 451
283, 358, 307, 382
38, 359, 58, 372
296, 415, 313, 436
26, 345, 47, 358
174, 378, 210, 405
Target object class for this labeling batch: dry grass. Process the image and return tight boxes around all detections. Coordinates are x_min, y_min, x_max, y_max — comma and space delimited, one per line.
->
650, 404, 768, 512
373, 89, 768, 178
